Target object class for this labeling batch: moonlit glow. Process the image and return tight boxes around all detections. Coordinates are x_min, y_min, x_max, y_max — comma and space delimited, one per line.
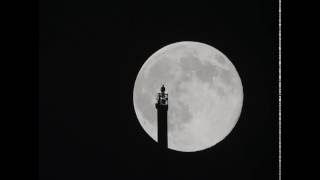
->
133, 41, 243, 152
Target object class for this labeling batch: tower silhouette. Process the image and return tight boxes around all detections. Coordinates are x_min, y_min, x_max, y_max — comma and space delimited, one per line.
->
155, 84, 168, 148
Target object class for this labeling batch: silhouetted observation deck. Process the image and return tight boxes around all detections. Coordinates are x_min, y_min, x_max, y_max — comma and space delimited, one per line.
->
156, 84, 168, 106
156, 93, 168, 105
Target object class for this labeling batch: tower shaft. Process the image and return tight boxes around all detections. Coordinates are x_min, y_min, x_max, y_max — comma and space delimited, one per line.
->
156, 105, 168, 148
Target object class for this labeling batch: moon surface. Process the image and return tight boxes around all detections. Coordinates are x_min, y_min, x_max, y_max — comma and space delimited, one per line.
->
133, 41, 243, 152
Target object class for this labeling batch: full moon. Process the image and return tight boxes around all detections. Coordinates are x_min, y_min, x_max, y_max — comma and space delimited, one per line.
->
133, 41, 243, 152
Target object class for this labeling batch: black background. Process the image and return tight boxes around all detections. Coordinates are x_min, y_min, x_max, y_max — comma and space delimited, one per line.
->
39, 0, 278, 179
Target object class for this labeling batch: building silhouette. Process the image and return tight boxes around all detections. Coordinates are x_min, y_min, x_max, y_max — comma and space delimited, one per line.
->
155, 84, 168, 148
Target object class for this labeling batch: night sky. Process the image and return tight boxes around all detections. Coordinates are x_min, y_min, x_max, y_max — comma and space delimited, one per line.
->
39, 0, 278, 179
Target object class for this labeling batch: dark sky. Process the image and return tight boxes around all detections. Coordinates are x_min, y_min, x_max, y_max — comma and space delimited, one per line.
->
39, 0, 278, 179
